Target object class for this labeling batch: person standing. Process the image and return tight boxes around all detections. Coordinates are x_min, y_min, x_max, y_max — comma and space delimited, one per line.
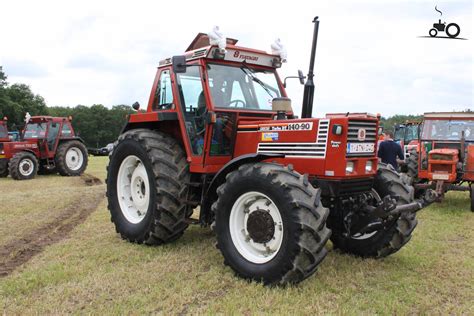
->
377, 131, 404, 169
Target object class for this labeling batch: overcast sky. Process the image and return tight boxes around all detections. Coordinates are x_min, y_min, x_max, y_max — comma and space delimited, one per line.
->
0, 0, 472, 117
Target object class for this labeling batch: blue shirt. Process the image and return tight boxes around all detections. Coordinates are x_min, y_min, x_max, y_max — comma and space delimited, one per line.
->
377, 140, 404, 169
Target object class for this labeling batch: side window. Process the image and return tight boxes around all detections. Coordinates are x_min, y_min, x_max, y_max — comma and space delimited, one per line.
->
176, 67, 206, 155
210, 112, 235, 156
153, 70, 174, 110
61, 123, 72, 137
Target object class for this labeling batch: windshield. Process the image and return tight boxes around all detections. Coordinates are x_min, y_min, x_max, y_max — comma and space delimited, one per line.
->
405, 124, 419, 142
421, 120, 474, 141
394, 127, 404, 141
206, 63, 282, 110
0, 123, 7, 139
24, 123, 47, 139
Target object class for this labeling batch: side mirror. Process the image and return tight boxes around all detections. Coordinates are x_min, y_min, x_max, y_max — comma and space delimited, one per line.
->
172, 55, 187, 74
132, 102, 140, 111
298, 70, 305, 84
378, 126, 383, 135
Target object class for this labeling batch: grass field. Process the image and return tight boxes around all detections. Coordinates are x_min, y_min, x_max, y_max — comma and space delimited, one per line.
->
1, 156, 473, 314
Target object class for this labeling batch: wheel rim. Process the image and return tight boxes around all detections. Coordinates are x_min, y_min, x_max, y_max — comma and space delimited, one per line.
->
351, 189, 382, 240
65, 147, 84, 171
229, 191, 283, 264
19, 158, 34, 176
117, 155, 150, 224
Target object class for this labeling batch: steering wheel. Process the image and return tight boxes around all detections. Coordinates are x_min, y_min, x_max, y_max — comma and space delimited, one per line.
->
228, 99, 246, 108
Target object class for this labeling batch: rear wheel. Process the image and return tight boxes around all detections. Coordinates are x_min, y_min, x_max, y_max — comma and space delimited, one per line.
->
9, 151, 38, 180
0, 159, 9, 177
446, 23, 460, 38
470, 186, 474, 212
56, 140, 88, 176
106, 129, 191, 244
213, 163, 330, 285
330, 163, 418, 258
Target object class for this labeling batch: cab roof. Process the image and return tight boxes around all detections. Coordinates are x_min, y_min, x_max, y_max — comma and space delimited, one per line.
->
424, 112, 474, 119
159, 33, 282, 69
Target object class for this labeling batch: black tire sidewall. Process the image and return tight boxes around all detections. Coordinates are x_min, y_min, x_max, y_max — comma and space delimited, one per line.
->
446, 23, 460, 38
107, 138, 157, 240
13, 152, 38, 180
429, 28, 437, 37
215, 174, 299, 282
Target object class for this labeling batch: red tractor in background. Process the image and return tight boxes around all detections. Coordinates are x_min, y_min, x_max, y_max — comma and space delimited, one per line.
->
106, 17, 432, 285
0, 118, 11, 177
1, 115, 88, 180
394, 121, 420, 159
405, 112, 474, 211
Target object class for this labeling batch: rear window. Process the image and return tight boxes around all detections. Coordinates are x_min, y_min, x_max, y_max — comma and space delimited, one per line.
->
0, 124, 7, 139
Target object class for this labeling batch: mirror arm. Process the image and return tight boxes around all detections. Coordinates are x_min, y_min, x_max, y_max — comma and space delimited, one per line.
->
283, 76, 306, 88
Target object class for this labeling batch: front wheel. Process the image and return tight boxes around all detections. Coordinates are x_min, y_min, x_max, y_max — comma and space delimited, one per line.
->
9, 151, 38, 180
0, 159, 9, 177
213, 163, 331, 285
330, 163, 418, 258
429, 28, 438, 37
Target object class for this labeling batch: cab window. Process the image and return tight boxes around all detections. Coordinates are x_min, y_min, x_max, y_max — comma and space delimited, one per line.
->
61, 123, 73, 137
153, 70, 174, 110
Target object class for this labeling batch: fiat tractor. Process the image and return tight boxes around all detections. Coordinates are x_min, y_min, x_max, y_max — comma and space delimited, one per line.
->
405, 112, 474, 211
2, 115, 88, 180
106, 17, 431, 285
0, 117, 10, 177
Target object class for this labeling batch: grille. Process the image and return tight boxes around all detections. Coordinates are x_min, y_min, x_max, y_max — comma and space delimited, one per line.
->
347, 120, 377, 143
256, 119, 329, 158
430, 153, 455, 161
431, 164, 452, 173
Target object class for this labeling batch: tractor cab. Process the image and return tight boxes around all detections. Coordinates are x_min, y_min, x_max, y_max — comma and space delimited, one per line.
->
394, 121, 420, 158
0, 118, 9, 142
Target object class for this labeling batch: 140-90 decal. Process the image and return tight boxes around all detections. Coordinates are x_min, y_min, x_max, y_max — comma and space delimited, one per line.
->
259, 122, 313, 132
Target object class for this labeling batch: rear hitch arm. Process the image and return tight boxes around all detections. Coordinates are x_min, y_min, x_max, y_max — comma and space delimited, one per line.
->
367, 189, 438, 218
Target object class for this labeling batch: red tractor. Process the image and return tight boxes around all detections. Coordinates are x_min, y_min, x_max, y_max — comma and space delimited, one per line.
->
0, 118, 10, 177
405, 112, 474, 210
394, 121, 421, 158
2, 115, 88, 180
106, 18, 430, 285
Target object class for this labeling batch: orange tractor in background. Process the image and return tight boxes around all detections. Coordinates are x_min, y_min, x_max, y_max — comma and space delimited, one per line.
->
404, 112, 474, 210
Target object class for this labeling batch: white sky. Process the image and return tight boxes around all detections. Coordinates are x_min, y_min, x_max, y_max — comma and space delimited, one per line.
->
0, 0, 472, 117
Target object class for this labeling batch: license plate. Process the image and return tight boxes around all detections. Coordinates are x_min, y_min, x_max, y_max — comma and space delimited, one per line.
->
432, 173, 449, 180
347, 142, 375, 154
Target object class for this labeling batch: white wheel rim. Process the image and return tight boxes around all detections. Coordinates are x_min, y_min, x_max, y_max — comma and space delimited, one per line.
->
66, 147, 84, 171
19, 158, 34, 176
352, 189, 382, 240
117, 155, 150, 224
229, 191, 283, 264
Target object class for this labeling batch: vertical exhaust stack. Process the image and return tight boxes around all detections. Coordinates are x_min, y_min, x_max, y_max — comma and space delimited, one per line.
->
301, 16, 320, 118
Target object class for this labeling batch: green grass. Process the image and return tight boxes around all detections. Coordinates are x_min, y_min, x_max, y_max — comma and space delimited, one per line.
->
1, 156, 473, 314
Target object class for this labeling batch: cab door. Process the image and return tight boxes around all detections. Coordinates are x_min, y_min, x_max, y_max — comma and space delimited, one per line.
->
45, 121, 62, 158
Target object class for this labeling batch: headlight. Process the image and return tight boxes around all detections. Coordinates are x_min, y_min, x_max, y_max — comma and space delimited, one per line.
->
346, 161, 354, 174
365, 161, 373, 173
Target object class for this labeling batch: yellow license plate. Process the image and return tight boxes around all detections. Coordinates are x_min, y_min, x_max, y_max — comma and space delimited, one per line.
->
432, 173, 449, 180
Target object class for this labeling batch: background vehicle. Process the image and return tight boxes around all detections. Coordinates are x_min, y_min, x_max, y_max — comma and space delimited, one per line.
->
405, 112, 474, 210
394, 121, 420, 158
0, 118, 10, 177
106, 18, 427, 285
2, 116, 88, 180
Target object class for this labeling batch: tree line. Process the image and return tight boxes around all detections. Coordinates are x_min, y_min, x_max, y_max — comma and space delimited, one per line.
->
0, 66, 422, 147
0, 66, 133, 148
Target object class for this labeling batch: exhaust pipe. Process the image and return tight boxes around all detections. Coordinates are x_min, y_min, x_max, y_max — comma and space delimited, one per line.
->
301, 16, 320, 119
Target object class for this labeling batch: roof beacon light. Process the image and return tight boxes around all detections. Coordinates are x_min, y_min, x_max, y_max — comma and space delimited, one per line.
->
208, 26, 227, 59
271, 38, 287, 62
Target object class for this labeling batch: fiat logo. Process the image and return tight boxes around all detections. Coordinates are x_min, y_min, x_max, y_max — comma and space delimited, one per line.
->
357, 128, 366, 141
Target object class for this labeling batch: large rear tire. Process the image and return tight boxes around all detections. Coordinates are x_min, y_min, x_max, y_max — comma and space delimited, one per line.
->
9, 151, 38, 180
0, 159, 9, 177
106, 129, 191, 244
213, 163, 331, 285
56, 140, 88, 176
331, 163, 418, 258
